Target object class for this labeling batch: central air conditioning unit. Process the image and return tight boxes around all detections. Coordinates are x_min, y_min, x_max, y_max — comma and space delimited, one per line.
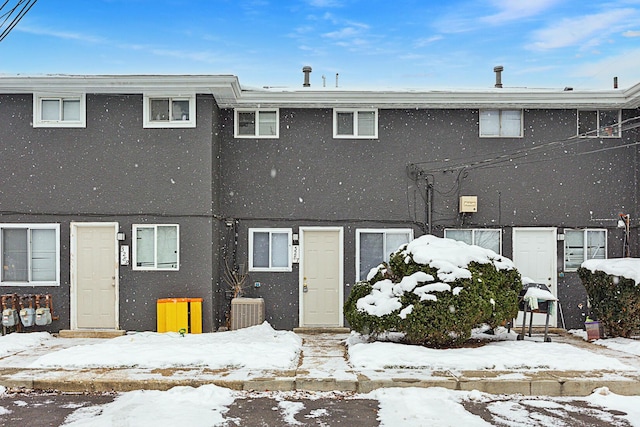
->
231, 297, 265, 330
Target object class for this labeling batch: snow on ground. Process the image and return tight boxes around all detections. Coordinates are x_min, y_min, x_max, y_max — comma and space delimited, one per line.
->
3, 324, 640, 425
0, 331, 52, 357
568, 329, 640, 357
26, 322, 301, 371
585, 386, 640, 425
346, 328, 636, 372
3, 324, 636, 374
0, 386, 8, 416
60, 384, 237, 427
593, 337, 640, 357
369, 387, 492, 426
43, 386, 640, 426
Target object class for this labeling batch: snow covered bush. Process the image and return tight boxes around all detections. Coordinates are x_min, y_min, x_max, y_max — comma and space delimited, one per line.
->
578, 259, 640, 338
344, 235, 522, 348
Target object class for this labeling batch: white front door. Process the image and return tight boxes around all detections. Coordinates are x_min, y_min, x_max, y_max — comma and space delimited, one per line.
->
299, 227, 343, 327
512, 227, 557, 327
70, 223, 119, 329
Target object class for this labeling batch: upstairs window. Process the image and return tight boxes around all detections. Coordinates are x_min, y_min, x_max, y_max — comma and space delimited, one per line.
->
1, 224, 60, 286
356, 229, 413, 281
479, 110, 522, 137
33, 94, 86, 128
143, 95, 196, 128
249, 228, 291, 271
445, 229, 502, 254
133, 224, 179, 270
333, 109, 378, 139
234, 109, 279, 138
564, 229, 606, 271
578, 110, 621, 138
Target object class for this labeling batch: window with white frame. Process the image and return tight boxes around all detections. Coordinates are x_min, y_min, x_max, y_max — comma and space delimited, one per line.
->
1, 224, 60, 285
578, 110, 621, 138
479, 110, 522, 137
356, 229, 413, 281
143, 95, 196, 128
33, 94, 86, 128
248, 228, 291, 271
133, 224, 179, 270
333, 109, 378, 139
444, 229, 502, 254
564, 229, 606, 271
234, 109, 279, 138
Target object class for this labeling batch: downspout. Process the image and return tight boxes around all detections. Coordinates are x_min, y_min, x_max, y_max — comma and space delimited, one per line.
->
634, 141, 638, 256
427, 182, 433, 235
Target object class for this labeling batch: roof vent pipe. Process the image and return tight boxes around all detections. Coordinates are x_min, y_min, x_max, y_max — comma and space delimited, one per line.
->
493, 65, 504, 88
302, 66, 312, 87
614, 76, 618, 89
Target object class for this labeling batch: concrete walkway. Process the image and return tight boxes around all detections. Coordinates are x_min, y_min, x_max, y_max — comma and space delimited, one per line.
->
1, 331, 640, 396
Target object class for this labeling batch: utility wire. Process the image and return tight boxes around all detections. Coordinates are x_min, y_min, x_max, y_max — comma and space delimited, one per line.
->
472, 120, 640, 172
405, 115, 640, 226
417, 115, 640, 173
0, 0, 37, 43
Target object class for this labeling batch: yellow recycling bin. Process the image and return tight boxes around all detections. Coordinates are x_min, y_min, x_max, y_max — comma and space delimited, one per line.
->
157, 298, 202, 334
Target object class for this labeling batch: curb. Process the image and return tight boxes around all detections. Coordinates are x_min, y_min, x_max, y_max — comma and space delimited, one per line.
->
3, 367, 640, 396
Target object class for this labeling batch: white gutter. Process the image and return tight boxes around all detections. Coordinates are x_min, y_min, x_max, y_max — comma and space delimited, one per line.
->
0, 74, 638, 110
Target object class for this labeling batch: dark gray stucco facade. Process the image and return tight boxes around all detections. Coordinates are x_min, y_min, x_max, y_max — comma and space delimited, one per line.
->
219, 106, 639, 330
0, 91, 221, 332
1, 75, 638, 333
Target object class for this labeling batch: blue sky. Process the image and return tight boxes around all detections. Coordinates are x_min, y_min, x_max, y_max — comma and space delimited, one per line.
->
3, 0, 640, 90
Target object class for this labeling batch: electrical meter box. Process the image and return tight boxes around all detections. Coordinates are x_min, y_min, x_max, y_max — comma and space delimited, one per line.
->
20, 307, 36, 327
459, 196, 478, 213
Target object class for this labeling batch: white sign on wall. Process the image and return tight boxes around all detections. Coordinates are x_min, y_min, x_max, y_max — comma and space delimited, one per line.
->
120, 245, 130, 266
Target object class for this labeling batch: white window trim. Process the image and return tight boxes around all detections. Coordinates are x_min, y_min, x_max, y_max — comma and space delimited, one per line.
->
0, 223, 60, 286
234, 108, 280, 138
577, 109, 622, 138
355, 228, 413, 281
479, 109, 523, 138
143, 94, 196, 128
132, 224, 180, 271
563, 228, 607, 271
444, 228, 503, 254
248, 228, 292, 272
333, 108, 379, 139
33, 93, 86, 128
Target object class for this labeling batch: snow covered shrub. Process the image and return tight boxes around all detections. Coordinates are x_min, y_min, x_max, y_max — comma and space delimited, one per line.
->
578, 262, 640, 338
344, 235, 522, 348
344, 280, 401, 336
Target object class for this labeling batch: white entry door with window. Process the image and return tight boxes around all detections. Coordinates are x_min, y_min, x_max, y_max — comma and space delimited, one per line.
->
299, 227, 343, 327
512, 227, 557, 327
70, 223, 119, 329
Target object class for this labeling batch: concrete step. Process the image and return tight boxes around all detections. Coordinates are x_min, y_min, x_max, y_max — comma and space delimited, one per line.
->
293, 327, 350, 334
57, 329, 126, 339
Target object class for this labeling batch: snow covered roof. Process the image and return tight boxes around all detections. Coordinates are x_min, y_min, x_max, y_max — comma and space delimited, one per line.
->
232, 83, 640, 110
1, 74, 639, 110
0, 74, 242, 105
